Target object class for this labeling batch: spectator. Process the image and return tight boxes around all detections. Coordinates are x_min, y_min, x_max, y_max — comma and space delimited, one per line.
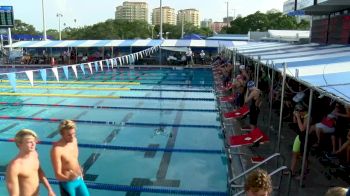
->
244, 169, 272, 196
200, 50, 205, 64
287, 104, 311, 177
324, 187, 348, 196
245, 81, 262, 129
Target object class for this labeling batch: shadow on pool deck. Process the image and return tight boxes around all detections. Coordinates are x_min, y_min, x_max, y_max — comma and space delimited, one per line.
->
218, 95, 348, 196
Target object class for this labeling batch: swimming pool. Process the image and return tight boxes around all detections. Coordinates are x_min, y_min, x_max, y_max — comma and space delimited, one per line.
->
0, 67, 228, 195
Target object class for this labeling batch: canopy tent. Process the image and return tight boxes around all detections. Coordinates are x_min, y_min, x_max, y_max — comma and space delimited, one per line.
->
234, 41, 350, 105
4, 39, 247, 49
234, 41, 350, 187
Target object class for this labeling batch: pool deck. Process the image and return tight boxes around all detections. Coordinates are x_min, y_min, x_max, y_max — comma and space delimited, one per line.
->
217, 78, 349, 195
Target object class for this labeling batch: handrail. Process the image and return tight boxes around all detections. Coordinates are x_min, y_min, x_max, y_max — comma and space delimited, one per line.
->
232, 166, 291, 196
229, 152, 280, 184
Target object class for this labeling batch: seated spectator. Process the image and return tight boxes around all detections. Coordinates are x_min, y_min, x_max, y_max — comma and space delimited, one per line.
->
244, 169, 272, 196
312, 105, 338, 152
332, 129, 350, 164
167, 55, 177, 64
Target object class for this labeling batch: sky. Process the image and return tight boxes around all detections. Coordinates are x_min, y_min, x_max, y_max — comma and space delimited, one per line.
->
1, 0, 285, 31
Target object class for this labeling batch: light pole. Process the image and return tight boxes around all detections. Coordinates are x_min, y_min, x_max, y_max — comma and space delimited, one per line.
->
181, 11, 184, 39
159, 0, 163, 39
56, 13, 63, 40
41, 0, 47, 40
150, 24, 155, 39
226, 1, 229, 33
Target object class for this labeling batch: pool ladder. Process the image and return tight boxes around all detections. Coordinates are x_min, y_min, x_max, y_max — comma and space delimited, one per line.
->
228, 153, 292, 196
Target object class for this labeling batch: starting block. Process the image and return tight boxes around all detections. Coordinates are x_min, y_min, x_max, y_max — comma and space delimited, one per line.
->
224, 105, 249, 119
229, 127, 269, 147
220, 94, 236, 102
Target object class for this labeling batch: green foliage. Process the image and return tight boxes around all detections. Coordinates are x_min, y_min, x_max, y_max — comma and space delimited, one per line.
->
227, 11, 310, 34
12, 19, 40, 35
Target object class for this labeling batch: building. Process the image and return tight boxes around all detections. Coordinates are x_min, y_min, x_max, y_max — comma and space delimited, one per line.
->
294, 0, 350, 44
177, 9, 200, 27
283, 0, 311, 22
151, 6, 176, 25
200, 19, 213, 28
115, 1, 148, 22
211, 22, 227, 33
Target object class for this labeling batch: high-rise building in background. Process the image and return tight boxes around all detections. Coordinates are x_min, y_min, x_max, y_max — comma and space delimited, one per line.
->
211, 22, 227, 33
223, 16, 234, 25
177, 9, 200, 27
115, 1, 148, 22
152, 6, 176, 25
200, 19, 213, 28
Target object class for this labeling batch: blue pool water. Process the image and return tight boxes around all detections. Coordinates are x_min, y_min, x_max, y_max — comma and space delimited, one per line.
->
0, 67, 227, 195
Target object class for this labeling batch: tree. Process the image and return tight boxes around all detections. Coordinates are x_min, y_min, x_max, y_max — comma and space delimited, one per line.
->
227, 11, 310, 34
12, 19, 39, 35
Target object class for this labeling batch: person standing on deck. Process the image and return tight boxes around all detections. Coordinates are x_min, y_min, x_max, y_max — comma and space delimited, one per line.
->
245, 81, 262, 129
51, 120, 90, 196
6, 129, 55, 196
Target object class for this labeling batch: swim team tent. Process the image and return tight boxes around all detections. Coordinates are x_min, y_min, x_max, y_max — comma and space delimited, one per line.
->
234, 41, 350, 105
4, 39, 246, 48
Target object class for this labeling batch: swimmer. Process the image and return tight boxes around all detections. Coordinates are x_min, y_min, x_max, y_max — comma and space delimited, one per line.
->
51, 120, 90, 196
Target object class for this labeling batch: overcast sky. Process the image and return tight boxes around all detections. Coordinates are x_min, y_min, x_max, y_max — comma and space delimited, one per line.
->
1, 0, 285, 31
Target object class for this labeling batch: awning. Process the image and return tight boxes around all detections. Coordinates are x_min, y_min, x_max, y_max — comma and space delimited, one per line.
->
5, 39, 247, 48
235, 41, 350, 105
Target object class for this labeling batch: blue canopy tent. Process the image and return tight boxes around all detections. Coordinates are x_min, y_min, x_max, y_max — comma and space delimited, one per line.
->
235, 42, 350, 104
234, 41, 350, 186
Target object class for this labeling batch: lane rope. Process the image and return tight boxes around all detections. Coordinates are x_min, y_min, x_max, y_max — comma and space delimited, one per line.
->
0, 102, 218, 112
0, 138, 224, 154
0, 116, 221, 129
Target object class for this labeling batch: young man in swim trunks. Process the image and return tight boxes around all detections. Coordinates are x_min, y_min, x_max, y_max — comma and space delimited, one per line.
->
51, 120, 90, 196
6, 129, 55, 196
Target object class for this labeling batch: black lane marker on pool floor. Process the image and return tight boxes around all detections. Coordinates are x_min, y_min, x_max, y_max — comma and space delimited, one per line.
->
127, 94, 184, 193
29, 109, 47, 117
82, 111, 135, 181
0, 123, 19, 133
74, 111, 88, 120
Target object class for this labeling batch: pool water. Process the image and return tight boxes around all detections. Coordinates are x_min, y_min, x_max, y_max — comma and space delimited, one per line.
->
0, 67, 228, 195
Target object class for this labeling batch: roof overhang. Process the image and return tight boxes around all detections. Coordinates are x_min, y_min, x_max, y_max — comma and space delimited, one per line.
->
301, 0, 350, 15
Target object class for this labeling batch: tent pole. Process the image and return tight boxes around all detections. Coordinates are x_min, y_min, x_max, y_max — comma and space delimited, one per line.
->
276, 62, 287, 153
256, 56, 261, 88
300, 89, 313, 187
268, 61, 274, 137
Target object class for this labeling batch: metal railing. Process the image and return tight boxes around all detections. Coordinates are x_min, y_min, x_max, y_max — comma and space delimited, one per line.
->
228, 153, 291, 196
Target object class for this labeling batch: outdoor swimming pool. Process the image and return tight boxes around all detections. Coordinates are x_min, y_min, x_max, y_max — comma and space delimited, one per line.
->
0, 67, 228, 195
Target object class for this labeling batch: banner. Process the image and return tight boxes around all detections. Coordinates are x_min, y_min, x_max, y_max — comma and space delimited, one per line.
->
25, 70, 34, 86
63, 66, 69, 80
51, 67, 59, 82
39, 69, 47, 83
88, 62, 93, 74
106, 59, 110, 69
94, 61, 99, 72
7, 73, 16, 92
99, 60, 104, 71
80, 64, 86, 75
71, 65, 78, 79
